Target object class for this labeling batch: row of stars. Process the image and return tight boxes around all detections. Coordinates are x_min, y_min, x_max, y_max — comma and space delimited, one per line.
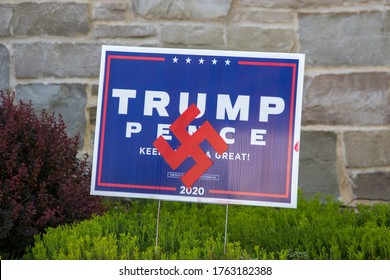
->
172, 56, 231, 65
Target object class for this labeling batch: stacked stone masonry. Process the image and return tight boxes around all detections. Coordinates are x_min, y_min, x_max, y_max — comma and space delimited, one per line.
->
0, 0, 389, 205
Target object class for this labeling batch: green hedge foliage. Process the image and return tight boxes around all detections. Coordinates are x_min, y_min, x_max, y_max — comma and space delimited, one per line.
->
24, 194, 390, 260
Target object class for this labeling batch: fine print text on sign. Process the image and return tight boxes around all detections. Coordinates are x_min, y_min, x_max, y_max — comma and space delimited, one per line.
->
90, 46, 305, 208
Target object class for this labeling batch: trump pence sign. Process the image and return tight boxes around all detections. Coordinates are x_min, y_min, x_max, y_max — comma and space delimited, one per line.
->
90, 45, 305, 208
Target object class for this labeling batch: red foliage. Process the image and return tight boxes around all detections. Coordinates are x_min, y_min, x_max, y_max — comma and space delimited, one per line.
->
0, 91, 105, 257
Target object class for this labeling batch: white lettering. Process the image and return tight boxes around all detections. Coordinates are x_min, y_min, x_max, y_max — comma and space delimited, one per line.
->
144, 90, 170, 117
216, 94, 250, 121
126, 122, 142, 138
259, 96, 285, 122
215, 152, 250, 161
139, 147, 160, 156
220, 127, 235, 144
157, 124, 172, 140
188, 125, 198, 135
250, 129, 267, 145
112, 89, 136, 114
179, 92, 206, 118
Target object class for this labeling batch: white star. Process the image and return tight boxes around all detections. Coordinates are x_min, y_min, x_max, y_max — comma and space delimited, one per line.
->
225, 59, 231, 65
212, 58, 218, 65
173, 56, 178, 63
186, 57, 191, 64
199, 58, 205, 64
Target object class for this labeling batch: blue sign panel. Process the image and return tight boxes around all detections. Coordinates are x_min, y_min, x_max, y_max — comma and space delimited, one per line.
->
91, 46, 305, 208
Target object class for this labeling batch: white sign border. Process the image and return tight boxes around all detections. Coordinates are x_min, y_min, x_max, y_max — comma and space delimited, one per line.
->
90, 45, 305, 209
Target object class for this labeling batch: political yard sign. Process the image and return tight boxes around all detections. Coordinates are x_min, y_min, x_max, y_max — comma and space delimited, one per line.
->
90, 45, 305, 208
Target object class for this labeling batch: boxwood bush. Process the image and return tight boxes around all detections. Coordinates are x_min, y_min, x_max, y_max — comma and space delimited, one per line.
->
24, 194, 390, 260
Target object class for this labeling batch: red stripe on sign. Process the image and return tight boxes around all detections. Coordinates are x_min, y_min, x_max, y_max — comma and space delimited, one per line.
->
209, 189, 289, 198
238, 61, 295, 68
285, 63, 297, 200
99, 182, 176, 191
107, 55, 165, 61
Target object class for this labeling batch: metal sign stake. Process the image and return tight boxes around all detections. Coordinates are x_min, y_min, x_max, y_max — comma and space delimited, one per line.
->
224, 204, 229, 255
155, 200, 161, 256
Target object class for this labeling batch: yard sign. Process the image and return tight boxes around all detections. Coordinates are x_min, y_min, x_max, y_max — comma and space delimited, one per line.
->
90, 45, 305, 208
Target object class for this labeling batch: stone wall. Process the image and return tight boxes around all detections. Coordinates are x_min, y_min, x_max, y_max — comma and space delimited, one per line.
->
0, 0, 389, 205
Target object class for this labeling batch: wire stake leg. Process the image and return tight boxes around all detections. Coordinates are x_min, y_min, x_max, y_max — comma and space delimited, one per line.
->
224, 204, 229, 255
155, 200, 161, 256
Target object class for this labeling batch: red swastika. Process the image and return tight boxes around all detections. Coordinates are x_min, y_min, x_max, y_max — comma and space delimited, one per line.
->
153, 104, 228, 189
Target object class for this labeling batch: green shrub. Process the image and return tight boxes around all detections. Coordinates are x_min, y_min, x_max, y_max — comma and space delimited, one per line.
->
24, 194, 390, 260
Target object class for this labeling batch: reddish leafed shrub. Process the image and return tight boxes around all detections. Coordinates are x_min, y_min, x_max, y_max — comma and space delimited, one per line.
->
0, 91, 105, 258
